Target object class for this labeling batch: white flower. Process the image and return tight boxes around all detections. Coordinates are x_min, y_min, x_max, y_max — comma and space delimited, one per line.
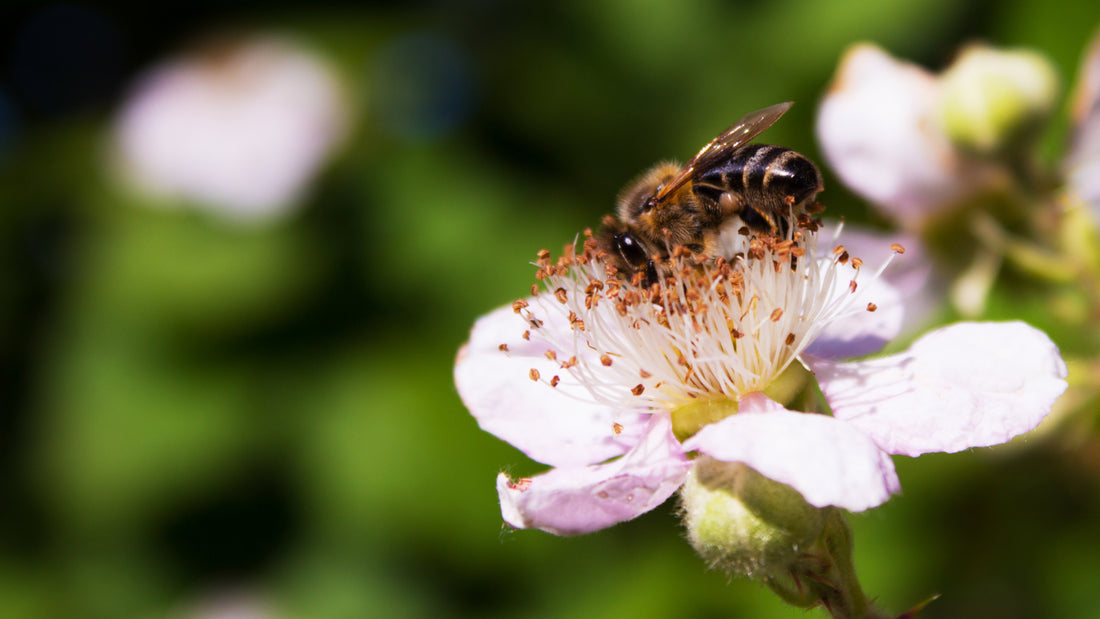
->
112, 36, 348, 222
816, 44, 1003, 229
1067, 29, 1100, 218
454, 223, 1066, 535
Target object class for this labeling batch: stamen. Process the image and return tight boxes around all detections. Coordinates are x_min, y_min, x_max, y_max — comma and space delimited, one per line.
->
518, 220, 897, 412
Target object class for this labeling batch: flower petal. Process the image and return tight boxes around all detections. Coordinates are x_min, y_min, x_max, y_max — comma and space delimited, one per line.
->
683, 393, 900, 512
808, 321, 1068, 457
456, 303, 648, 467
1067, 30, 1100, 218
806, 224, 936, 359
817, 44, 991, 227
497, 413, 691, 535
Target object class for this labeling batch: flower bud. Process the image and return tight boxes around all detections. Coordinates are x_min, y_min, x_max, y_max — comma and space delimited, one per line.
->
938, 44, 1059, 156
679, 457, 825, 580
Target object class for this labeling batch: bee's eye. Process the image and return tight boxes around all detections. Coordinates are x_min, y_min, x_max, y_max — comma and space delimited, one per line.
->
613, 233, 649, 267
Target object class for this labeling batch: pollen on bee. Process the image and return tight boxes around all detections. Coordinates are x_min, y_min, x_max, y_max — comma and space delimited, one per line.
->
612, 422, 624, 435
529, 368, 540, 381
867, 302, 878, 312
600, 354, 613, 367
890, 243, 906, 254
631, 384, 645, 396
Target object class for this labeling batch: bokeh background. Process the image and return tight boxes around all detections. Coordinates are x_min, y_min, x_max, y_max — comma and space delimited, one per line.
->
3, 1, 1100, 618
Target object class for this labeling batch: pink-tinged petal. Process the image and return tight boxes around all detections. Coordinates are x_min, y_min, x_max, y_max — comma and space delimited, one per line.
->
806, 224, 936, 359
817, 44, 994, 228
114, 37, 348, 220
1067, 31, 1100, 218
808, 322, 1068, 457
456, 303, 647, 467
683, 393, 900, 512
497, 414, 691, 535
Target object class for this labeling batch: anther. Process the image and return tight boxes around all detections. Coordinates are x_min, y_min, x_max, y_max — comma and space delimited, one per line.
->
600, 354, 613, 367
554, 287, 568, 304
770, 308, 784, 322
550, 376, 560, 387
867, 302, 878, 312
612, 422, 624, 435
631, 384, 645, 396
499, 344, 509, 352
890, 243, 906, 254
529, 369, 541, 381
545, 350, 557, 361
512, 299, 528, 313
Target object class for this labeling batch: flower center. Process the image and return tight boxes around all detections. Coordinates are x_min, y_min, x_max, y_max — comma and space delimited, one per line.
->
515, 220, 888, 420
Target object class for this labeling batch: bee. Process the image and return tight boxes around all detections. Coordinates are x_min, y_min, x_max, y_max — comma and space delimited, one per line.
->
597, 102, 823, 282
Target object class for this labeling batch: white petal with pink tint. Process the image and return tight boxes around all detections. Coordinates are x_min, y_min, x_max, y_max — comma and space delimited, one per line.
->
806, 224, 934, 359
114, 36, 348, 221
456, 303, 647, 468
817, 44, 990, 228
808, 322, 1068, 457
1067, 30, 1100, 218
497, 414, 691, 535
683, 394, 900, 512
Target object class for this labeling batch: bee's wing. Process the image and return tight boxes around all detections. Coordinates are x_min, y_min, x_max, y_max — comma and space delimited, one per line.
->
653, 101, 792, 203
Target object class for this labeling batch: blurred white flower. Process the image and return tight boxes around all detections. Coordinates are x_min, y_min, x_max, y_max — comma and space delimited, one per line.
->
113, 36, 349, 222
171, 590, 280, 619
1067, 30, 1100, 218
817, 44, 1003, 229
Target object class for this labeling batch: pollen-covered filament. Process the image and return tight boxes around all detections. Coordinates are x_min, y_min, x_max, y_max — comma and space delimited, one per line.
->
517, 221, 882, 415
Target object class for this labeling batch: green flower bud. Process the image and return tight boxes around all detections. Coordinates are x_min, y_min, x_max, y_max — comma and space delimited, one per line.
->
681, 458, 878, 616
938, 44, 1060, 156
679, 457, 826, 581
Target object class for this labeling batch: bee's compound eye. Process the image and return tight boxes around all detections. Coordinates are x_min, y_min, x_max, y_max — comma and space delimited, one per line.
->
613, 233, 649, 268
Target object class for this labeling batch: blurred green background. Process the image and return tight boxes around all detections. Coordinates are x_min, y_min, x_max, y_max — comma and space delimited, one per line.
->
3, 1, 1100, 618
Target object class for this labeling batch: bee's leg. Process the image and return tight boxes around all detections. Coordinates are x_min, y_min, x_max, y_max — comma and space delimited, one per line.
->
739, 204, 779, 235
718, 191, 743, 220
644, 260, 659, 286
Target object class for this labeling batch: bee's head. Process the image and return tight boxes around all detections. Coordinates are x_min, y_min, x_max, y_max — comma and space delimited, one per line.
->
616, 162, 682, 224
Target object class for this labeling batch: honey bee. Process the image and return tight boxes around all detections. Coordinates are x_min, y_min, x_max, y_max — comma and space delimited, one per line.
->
597, 102, 824, 282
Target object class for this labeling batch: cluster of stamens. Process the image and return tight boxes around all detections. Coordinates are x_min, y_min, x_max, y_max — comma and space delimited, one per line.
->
505, 219, 903, 416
